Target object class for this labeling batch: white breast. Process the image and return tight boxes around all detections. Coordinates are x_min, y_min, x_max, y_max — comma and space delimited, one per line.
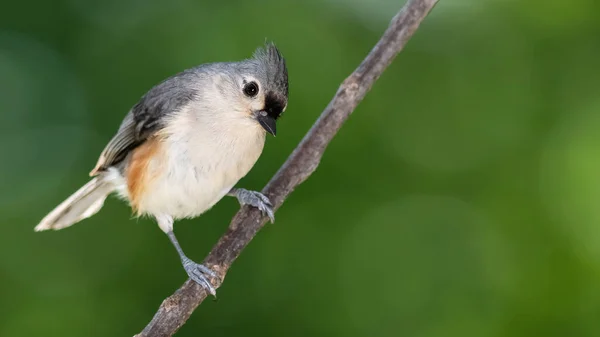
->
134, 107, 266, 220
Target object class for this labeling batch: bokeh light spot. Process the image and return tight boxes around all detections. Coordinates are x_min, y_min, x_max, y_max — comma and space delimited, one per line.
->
0, 31, 90, 211
541, 100, 600, 263
339, 195, 512, 336
383, 16, 535, 172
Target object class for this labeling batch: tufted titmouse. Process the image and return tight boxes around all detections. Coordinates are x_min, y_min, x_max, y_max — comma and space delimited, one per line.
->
35, 43, 288, 295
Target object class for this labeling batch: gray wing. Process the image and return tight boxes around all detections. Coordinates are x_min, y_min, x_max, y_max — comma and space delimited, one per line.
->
89, 70, 199, 176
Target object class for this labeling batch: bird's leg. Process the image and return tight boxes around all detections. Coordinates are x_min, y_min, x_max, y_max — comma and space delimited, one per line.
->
157, 215, 218, 296
166, 231, 218, 296
227, 188, 275, 222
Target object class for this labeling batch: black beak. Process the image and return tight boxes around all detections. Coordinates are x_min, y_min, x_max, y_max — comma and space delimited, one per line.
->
256, 111, 277, 136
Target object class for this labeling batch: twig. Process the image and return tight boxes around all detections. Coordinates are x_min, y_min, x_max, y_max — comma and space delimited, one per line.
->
135, 0, 439, 335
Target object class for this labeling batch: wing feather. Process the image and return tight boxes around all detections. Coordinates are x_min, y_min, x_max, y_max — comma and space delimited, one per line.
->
89, 69, 199, 176
89, 113, 139, 176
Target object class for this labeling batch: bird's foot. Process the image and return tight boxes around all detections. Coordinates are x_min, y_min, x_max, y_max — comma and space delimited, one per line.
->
182, 257, 218, 296
233, 188, 275, 223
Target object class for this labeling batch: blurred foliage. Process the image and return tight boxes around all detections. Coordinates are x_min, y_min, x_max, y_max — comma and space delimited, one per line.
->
2, 0, 600, 336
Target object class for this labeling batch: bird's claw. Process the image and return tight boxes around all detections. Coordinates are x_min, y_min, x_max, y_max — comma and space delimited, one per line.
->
182, 258, 218, 297
235, 189, 275, 223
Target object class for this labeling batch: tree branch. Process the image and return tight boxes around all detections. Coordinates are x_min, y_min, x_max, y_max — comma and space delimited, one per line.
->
135, 0, 438, 335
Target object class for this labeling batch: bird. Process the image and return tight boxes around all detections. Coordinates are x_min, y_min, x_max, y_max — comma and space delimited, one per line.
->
35, 43, 289, 296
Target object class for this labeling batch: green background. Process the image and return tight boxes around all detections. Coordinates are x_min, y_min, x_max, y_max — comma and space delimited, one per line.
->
2, 0, 600, 336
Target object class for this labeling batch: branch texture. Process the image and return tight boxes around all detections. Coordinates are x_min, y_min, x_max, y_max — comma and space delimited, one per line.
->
136, 0, 438, 335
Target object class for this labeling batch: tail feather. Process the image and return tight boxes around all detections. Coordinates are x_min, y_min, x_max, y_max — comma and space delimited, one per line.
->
35, 177, 114, 231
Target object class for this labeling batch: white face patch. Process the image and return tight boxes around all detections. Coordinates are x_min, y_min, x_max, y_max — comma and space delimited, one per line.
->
240, 77, 265, 113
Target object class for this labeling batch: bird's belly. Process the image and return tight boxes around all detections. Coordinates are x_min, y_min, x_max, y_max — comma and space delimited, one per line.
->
133, 133, 264, 219
140, 166, 233, 219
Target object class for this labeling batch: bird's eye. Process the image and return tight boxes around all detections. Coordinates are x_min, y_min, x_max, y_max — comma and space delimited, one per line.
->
243, 81, 259, 97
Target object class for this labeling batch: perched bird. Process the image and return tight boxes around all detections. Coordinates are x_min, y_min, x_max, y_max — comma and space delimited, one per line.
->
35, 43, 289, 295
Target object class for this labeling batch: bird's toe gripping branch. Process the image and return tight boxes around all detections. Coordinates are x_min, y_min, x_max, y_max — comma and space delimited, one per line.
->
229, 188, 275, 223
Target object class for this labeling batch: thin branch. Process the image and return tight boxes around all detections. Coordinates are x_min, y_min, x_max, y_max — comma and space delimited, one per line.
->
135, 0, 438, 335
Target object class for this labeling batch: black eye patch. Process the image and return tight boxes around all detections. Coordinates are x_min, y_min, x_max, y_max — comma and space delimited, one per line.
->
263, 93, 285, 120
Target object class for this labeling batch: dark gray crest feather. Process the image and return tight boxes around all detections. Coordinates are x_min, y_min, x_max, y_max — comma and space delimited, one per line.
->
252, 43, 288, 98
